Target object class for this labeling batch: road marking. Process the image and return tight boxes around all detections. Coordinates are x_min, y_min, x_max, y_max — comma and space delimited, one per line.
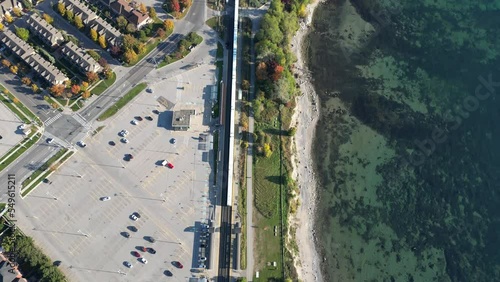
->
44, 113, 62, 126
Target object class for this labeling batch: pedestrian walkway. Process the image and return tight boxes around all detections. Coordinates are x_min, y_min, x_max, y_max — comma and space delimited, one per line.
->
44, 113, 62, 126
71, 112, 88, 127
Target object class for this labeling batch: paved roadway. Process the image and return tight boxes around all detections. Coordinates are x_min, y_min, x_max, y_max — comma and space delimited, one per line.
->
0, 0, 209, 197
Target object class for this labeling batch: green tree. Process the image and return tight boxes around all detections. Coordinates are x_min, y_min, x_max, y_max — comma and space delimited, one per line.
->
90, 29, 98, 41
135, 43, 146, 55
57, 2, 66, 16
149, 7, 157, 19
15, 27, 30, 41
66, 9, 74, 22
116, 15, 128, 29
42, 13, 54, 24
87, 50, 100, 61
256, 14, 283, 45
122, 34, 138, 51
263, 143, 272, 157
126, 23, 137, 33
22, 0, 33, 9
74, 15, 84, 29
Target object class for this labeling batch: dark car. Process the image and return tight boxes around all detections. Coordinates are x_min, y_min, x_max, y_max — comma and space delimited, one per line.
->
132, 251, 141, 258
172, 261, 183, 269
146, 236, 155, 243
135, 116, 143, 121
128, 226, 138, 232
123, 232, 130, 238
125, 154, 134, 161
145, 116, 153, 121
148, 247, 156, 254
109, 141, 116, 146
152, 109, 160, 114
164, 270, 173, 277
133, 212, 141, 218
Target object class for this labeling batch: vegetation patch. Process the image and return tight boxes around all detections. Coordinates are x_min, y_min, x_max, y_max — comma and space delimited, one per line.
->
157, 32, 203, 68
91, 71, 117, 95
97, 82, 147, 120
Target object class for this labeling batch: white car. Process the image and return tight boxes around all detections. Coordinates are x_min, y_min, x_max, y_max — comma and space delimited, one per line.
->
77, 141, 87, 147
100, 196, 111, 201
46, 138, 53, 144
121, 138, 129, 143
199, 257, 207, 262
125, 261, 133, 268
18, 124, 26, 130
130, 214, 138, 221
131, 119, 138, 125
139, 258, 147, 264
119, 130, 129, 137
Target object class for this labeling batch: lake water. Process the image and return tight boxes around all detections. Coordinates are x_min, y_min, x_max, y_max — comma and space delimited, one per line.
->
305, 0, 500, 281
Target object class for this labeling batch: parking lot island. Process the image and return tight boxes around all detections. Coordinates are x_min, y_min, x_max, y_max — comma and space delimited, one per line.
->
97, 82, 148, 121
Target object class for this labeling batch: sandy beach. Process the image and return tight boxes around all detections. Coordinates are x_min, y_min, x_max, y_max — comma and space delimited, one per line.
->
289, 1, 324, 281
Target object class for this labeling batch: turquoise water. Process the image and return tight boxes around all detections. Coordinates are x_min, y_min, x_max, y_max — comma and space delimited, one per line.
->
305, 0, 500, 281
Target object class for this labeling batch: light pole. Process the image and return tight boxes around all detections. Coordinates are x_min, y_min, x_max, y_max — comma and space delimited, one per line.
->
77, 229, 89, 237
46, 191, 57, 200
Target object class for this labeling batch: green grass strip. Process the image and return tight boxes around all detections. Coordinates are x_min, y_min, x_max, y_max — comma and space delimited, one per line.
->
0, 132, 42, 173
97, 83, 147, 121
91, 72, 117, 95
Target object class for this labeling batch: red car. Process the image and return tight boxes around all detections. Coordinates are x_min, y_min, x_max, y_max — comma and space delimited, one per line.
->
173, 261, 183, 269
167, 162, 174, 169
132, 251, 141, 258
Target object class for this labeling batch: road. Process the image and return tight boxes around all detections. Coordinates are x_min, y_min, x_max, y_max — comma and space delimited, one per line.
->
0, 0, 208, 195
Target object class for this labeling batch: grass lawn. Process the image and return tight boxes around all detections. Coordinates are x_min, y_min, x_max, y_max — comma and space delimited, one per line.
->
21, 148, 68, 189
97, 82, 147, 121
253, 123, 285, 281
91, 71, 117, 95
217, 42, 224, 59
70, 99, 84, 111
0, 132, 42, 173
0, 85, 41, 124
157, 33, 203, 69
206, 16, 226, 40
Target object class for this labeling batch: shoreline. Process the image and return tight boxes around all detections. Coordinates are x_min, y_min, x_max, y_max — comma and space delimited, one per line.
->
289, 0, 323, 281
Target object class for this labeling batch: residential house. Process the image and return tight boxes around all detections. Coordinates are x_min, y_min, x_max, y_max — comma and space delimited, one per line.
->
59, 0, 97, 25
26, 13, 64, 48
60, 0, 122, 46
0, 29, 69, 85
0, 0, 21, 18
60, 41, 102, 73
109, 0, 151, 29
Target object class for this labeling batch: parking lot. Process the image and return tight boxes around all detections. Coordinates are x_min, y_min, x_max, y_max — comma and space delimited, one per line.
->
15, 64, 218, 281
0, 102, 24, 157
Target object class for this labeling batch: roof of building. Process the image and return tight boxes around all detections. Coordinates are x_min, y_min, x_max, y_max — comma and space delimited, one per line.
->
172, 110, 195, 128
60, 0, 98, 23
60, 41, 102, 73
0, 29, 68, 84
127, 10, 149, 26
0, 260, 22, 281
89, 17, 122, 45
26, 13, 64, 46
110, 0, 133, 15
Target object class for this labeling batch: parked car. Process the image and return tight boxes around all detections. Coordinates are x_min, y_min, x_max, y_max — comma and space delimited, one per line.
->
167, 162, 174, 169
100, 196, 111, 201
132, 251, 141, 258
109, 141, 116, 146
148, 247, 156, 254
170, 138, 176, 144
135, 116, 143, 121
199, 257, 207, 262
146, 236, 155, 243
119, 130, 129, 137
173, 261, 183, 269
131, 119, 138, 125
164, 270, 173, 276
139, 258, 148, 264
124, 261, 133, 268
146, 88, 153, 93
133, 212, 141, 218
123, 232, 130, 238
145, 116, 153, 121
152, 109, 159, 114
130, 214, 138, 221
121, 138, 129, 143
46, 138, 53, 144
128, 226, 138, 232
77, 141, 86, 147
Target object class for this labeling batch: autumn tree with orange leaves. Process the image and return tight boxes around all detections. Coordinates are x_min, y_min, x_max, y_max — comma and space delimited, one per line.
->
50, 84, 65, 97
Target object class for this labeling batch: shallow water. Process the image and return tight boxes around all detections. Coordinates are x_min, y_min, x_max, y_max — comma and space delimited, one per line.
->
305, 0, 500, 281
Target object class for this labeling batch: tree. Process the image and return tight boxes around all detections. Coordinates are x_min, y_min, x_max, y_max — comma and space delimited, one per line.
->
180, 0, 191, 9
242, 80, 250, 90
149, 7, 157, 19
86, 71, 99, 83
0, 22, 3, 31
98, 34, 107, 48
90, 29, 98, 41
122, 34, 138, 51
263, 143, 272, 157
126, 23, 137, 33
87, 50, 100, 61
110, 45, 121, 56
82, 90, 91, 99
12, 7, 22, 17
256, 62, 268, 80
66, 9, 74, 22
163, 19, 174, 32
271, 64, 284, 81
12, 97, 19, 104
288, 127, 296, 136
156, 28, 165, 38
139, 3, 147, 14
42, 13, 54, 25
298, 4, 307, 18
170, 0, 180, 13
104, 68, 113, 79
15, 27, 29, 42
31, 84, 39, 93
123, 49, 138, 64
71, 84, 81, 94
22, 0, 33, 10
116, 16, 128, 29
2, 89, 8, 94
74, 15, 84, 29
80, 81, 89, 90
4, 14, 13, 23
50, 84, 65, 97
98, 57, 108, 68
138, 30, 148, 42
1, 59, 11, 67
57, 2, 66, 16
21, 77, 31, 85
136, 43, 146, 55
9, 65, 18, 74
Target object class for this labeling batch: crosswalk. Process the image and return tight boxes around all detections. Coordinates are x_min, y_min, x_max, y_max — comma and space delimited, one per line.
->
71, 112, 87, 127
44, 113, 62, 126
